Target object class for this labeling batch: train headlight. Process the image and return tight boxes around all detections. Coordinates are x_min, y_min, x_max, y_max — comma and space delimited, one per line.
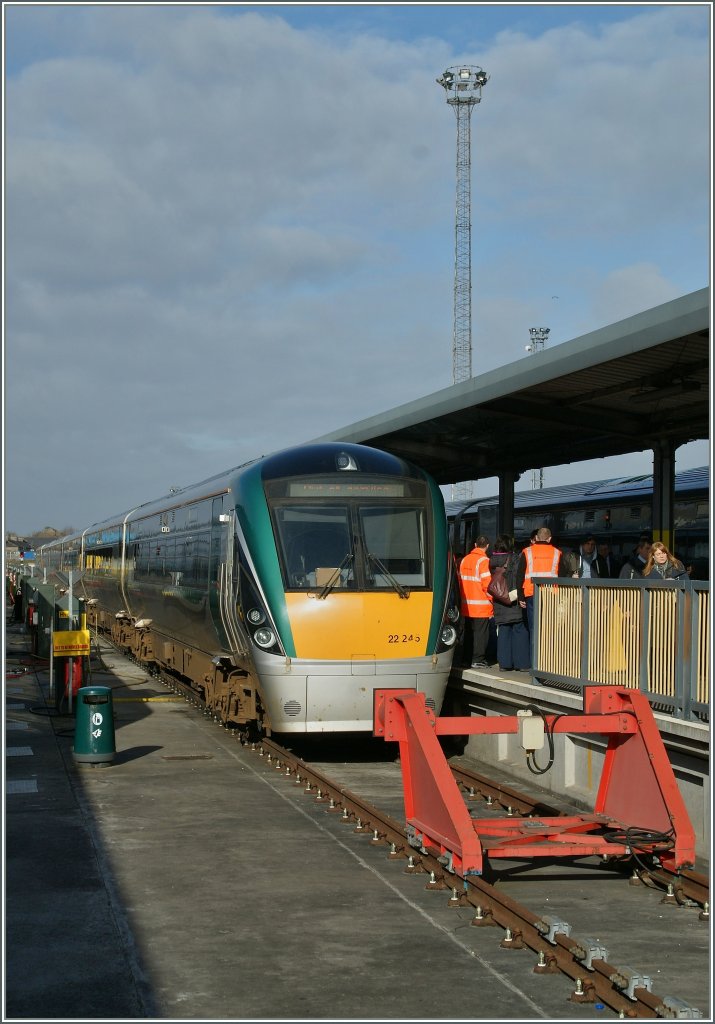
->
247, 607, 265, 626
446, 605, 460, 623
253, 627, 276, 649
336, 451, 358, 471
440, 625, 457, 647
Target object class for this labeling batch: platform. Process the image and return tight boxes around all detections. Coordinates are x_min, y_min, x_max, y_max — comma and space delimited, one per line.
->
4, 622, 710, 1020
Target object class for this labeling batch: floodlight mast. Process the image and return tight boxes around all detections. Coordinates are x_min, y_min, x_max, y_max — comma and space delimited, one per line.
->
437, 65, 488, 501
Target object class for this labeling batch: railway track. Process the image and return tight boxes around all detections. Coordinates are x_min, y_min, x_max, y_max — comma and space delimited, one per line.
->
241, 734, 707, 1020
449, 761, 710, 913
95, 641, 709, 1018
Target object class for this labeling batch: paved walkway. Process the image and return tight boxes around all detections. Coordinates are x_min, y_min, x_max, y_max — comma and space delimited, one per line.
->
5, 624, 709, 1020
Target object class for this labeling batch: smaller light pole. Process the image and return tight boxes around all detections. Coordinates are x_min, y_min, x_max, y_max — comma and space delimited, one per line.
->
526, 326, 550, 355
526, 328, 550, 488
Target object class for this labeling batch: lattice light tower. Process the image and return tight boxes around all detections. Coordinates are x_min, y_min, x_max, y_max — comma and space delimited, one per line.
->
526, 327, 551, 489
437, 65, 488, 501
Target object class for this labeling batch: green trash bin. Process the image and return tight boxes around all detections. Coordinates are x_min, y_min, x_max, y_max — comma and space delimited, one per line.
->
73, 686, 116, 765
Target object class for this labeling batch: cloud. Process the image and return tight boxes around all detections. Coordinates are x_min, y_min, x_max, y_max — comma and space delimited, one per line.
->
590, 263, 683, 325
4, 5, 710, 533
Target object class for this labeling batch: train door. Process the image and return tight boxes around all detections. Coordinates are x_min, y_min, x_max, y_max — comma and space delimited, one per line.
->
209, 497, 249, 658
209, 496, 232, 652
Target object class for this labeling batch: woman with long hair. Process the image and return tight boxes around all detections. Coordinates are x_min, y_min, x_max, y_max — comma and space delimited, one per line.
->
643, 540, 688, 580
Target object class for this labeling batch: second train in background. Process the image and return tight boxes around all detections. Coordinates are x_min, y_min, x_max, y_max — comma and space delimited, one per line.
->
447, 466, 708, 577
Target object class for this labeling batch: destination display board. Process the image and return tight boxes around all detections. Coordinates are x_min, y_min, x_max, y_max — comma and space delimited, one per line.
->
288, 482, 406, 498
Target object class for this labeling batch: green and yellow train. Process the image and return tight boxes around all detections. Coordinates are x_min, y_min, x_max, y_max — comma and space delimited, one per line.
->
39, 443, 459, 735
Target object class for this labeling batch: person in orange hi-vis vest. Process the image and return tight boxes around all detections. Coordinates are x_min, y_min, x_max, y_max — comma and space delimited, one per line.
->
516, 526, 562, 653
458, 535, 493, 669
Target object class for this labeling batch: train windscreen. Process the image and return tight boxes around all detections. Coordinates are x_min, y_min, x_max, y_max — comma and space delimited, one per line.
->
268, 481, 429, 592
359, 506, 427, 588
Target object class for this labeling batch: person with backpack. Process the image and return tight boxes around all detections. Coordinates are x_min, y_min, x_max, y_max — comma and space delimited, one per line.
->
488, 535, 530, 672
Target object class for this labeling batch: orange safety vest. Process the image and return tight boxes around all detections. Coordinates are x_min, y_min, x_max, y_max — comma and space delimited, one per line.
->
522, 543, 561, 598
458, 547, 493, 618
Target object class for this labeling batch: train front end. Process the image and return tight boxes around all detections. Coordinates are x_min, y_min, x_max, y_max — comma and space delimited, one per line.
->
236, 444, 458, 733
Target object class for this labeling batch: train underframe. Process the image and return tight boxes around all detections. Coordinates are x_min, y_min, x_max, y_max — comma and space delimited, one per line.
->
85, 603, 452, 737
87, 605, 270, 736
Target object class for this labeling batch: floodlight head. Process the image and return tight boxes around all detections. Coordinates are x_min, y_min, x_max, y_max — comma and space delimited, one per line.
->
438, 65, 488, 97
437, 71, 454, 89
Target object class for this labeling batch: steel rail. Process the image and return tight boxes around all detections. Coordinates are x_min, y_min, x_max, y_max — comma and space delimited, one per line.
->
451, 763, 709, 910
83, 637, 708, 1016
450, 763, 566, 817
252, 735, 705, 1020
635, 865, 709, 913
102, 635, 712, 922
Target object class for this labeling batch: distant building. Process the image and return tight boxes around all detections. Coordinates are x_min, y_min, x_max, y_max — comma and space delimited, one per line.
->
30, 526, 64, 541
6, 542, 21, 562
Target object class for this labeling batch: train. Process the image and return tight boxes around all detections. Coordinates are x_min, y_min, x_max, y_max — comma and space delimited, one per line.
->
446, 465, 709, 577
38, 442, 460, 735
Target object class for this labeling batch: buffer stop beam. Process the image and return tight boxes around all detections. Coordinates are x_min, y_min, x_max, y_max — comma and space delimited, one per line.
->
373, 685, 696, 878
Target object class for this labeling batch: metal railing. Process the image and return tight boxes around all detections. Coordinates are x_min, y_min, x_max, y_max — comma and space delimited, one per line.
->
533, 578, 710, 721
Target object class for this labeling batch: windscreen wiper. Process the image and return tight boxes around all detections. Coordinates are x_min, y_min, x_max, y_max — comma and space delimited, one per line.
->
367, 552, 409, 599
316, 553, 354, 600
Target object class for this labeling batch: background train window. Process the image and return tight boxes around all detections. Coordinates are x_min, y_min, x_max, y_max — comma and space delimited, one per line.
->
61, 540, 82, 570
85, 545, 114, 573
478, 507, 498, 546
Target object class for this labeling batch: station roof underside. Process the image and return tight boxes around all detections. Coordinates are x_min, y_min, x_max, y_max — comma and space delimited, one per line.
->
314, 288, 710, 486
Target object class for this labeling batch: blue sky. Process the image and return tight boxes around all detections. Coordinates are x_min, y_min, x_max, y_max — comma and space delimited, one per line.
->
3, 3, 711, 533
3, 4, 664, 70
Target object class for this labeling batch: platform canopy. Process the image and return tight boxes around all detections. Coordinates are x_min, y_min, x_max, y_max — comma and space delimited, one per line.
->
312, 288, 710, 486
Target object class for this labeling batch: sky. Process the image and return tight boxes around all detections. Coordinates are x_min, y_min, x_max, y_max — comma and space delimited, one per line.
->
3, 2, 712, 536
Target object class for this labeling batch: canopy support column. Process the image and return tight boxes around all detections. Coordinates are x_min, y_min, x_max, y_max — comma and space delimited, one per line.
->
652, 442, 676, 548
497, 471, 518, 539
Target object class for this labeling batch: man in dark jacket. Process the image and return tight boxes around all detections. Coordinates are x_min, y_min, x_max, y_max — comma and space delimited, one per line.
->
595, 541, 620, 578
562, 535, 600, 578
619, 539, 652, 579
